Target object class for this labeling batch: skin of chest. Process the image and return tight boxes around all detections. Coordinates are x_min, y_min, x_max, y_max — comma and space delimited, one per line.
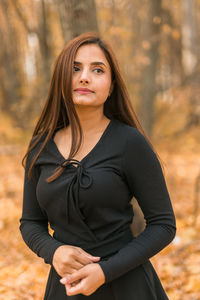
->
53, 121, 111, 162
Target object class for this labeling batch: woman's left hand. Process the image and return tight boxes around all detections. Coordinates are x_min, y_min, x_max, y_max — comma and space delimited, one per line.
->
60, 263, 105, 296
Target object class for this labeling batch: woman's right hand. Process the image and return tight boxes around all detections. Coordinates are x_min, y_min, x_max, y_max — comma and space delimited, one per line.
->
52, 245, 101, 278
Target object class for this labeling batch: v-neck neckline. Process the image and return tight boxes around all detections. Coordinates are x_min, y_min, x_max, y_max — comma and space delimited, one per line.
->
49, 119, 114, 166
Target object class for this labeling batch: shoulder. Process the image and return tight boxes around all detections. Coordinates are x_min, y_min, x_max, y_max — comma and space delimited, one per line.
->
114, 120, 150, 148
113, 121, 156, 163
30, 132, 48, 146
28, 132, 48, 161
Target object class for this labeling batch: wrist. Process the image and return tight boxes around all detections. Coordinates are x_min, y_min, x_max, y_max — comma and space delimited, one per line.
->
96, 263, 106, 284
52, 244, 65, 264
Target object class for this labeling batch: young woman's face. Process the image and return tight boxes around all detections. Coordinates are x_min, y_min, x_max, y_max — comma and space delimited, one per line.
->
72, 44, 113, 108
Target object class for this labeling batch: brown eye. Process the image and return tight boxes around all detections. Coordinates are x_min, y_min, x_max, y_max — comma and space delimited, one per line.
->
94, 68, 104, 74
73, 66, 80, 72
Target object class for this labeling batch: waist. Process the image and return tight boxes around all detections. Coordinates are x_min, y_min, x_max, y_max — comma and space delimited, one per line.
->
82, 227, 134, 259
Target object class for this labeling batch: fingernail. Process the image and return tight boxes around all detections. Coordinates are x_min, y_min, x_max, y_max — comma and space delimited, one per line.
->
60, 278, 67, 284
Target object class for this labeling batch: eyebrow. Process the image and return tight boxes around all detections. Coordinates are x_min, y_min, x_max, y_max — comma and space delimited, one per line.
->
74, 61, 106, 67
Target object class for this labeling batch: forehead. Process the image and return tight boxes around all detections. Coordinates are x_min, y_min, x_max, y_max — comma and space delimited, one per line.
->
74, 44, 109, 66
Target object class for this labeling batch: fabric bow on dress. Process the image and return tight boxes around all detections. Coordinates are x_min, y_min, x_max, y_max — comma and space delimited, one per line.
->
58, 158, 97, 240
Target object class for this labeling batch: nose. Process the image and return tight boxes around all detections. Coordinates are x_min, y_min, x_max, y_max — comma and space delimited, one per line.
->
80, 78, 89, 85
79, 68, 90, 85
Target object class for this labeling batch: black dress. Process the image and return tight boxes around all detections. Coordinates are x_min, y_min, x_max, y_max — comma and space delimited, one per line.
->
20, 119, 176, 299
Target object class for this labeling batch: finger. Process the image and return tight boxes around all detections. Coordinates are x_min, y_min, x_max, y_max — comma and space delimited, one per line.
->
77, 248, 100, 261
61, 270, 81, 286
67, 270, 85, 284
65, 280, 84, 296
76, 255, 93, 266
62, 266, 79, 278
77, 253, 100, 266
60, 269, 85, 285
63, 260, 84, 275
63, 277, 80, 287
71, 278, 81, 285
61, 270, 74, 279
71, 260, 85, 270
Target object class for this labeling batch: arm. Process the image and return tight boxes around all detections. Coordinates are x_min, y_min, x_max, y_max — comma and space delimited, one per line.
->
19, 148, 65, 265
97, 128, 176, 283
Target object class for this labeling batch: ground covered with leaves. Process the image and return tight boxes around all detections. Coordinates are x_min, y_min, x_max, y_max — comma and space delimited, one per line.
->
0, 144, 199, 299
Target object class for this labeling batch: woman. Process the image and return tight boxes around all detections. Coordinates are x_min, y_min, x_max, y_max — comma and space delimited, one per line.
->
20, 32, 176, 299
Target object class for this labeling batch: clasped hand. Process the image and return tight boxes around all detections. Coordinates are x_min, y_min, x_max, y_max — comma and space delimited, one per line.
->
52, 245, 105, 296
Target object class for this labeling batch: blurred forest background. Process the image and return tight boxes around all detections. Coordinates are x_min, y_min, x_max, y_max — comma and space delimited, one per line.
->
0, 0, 200, 299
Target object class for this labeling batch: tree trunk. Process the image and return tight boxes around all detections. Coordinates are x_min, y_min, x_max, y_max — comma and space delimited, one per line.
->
0, 0, 24, 124
36, 0, 53, 105
11, 0, 55, 121
181, 0, 198, 76
139, 0, 162, 136
55, 0, 99, 42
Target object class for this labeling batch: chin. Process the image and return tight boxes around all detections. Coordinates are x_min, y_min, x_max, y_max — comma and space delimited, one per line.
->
73, 102, 94, 107
73, 99, 95, 105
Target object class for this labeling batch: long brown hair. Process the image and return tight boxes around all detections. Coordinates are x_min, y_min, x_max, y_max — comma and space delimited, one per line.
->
22, 31, 164, 182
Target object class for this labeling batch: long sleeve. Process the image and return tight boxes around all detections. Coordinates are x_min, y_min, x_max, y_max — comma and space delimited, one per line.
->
19, 147, 65, 265
98, 128, 176, 283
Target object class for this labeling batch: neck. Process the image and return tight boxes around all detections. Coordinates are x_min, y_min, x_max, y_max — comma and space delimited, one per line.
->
73, 105, 110, 134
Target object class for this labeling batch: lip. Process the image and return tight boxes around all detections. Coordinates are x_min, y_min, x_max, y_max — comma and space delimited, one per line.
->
74, 88, 94, 93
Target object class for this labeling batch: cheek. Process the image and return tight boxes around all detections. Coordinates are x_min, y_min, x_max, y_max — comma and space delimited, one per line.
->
72, 77, 76, 88
97, 77, 111, 93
